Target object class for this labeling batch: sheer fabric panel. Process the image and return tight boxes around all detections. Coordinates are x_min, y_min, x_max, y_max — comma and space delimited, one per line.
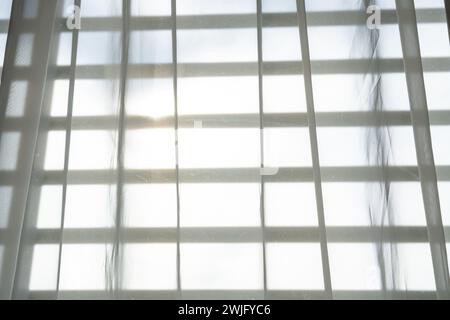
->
0, 0, 449, 300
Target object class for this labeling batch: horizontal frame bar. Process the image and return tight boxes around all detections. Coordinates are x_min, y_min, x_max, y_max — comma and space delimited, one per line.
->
0, 9, 446, 33
26, 289, 437, 300
0, 166, 440, 185
3, 57, 449, 81
0, 226, 445, 244
2, 111, 450, 133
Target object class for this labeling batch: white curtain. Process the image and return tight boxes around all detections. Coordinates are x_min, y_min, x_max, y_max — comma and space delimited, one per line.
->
0, 0, 449, 300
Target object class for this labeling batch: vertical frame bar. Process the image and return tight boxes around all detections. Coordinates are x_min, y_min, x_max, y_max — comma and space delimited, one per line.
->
12, 0, 67, 300
395, 0, 450, 300
296, 0, 333, 299
171, 0, 182, 299
256, 0, 268, 298
445, 0, 450, 42
111, 0, 131, 298
56, 0, 82, 297
0, 0, 58, 300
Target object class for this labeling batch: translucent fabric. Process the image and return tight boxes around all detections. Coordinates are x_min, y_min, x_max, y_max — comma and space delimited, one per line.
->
0, 0, 449, 300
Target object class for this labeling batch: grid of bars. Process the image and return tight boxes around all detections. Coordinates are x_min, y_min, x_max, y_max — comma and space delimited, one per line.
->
0, 0, 450, 300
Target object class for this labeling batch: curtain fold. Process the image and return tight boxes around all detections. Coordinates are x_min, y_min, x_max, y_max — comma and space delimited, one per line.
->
0, 0, 449, 300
